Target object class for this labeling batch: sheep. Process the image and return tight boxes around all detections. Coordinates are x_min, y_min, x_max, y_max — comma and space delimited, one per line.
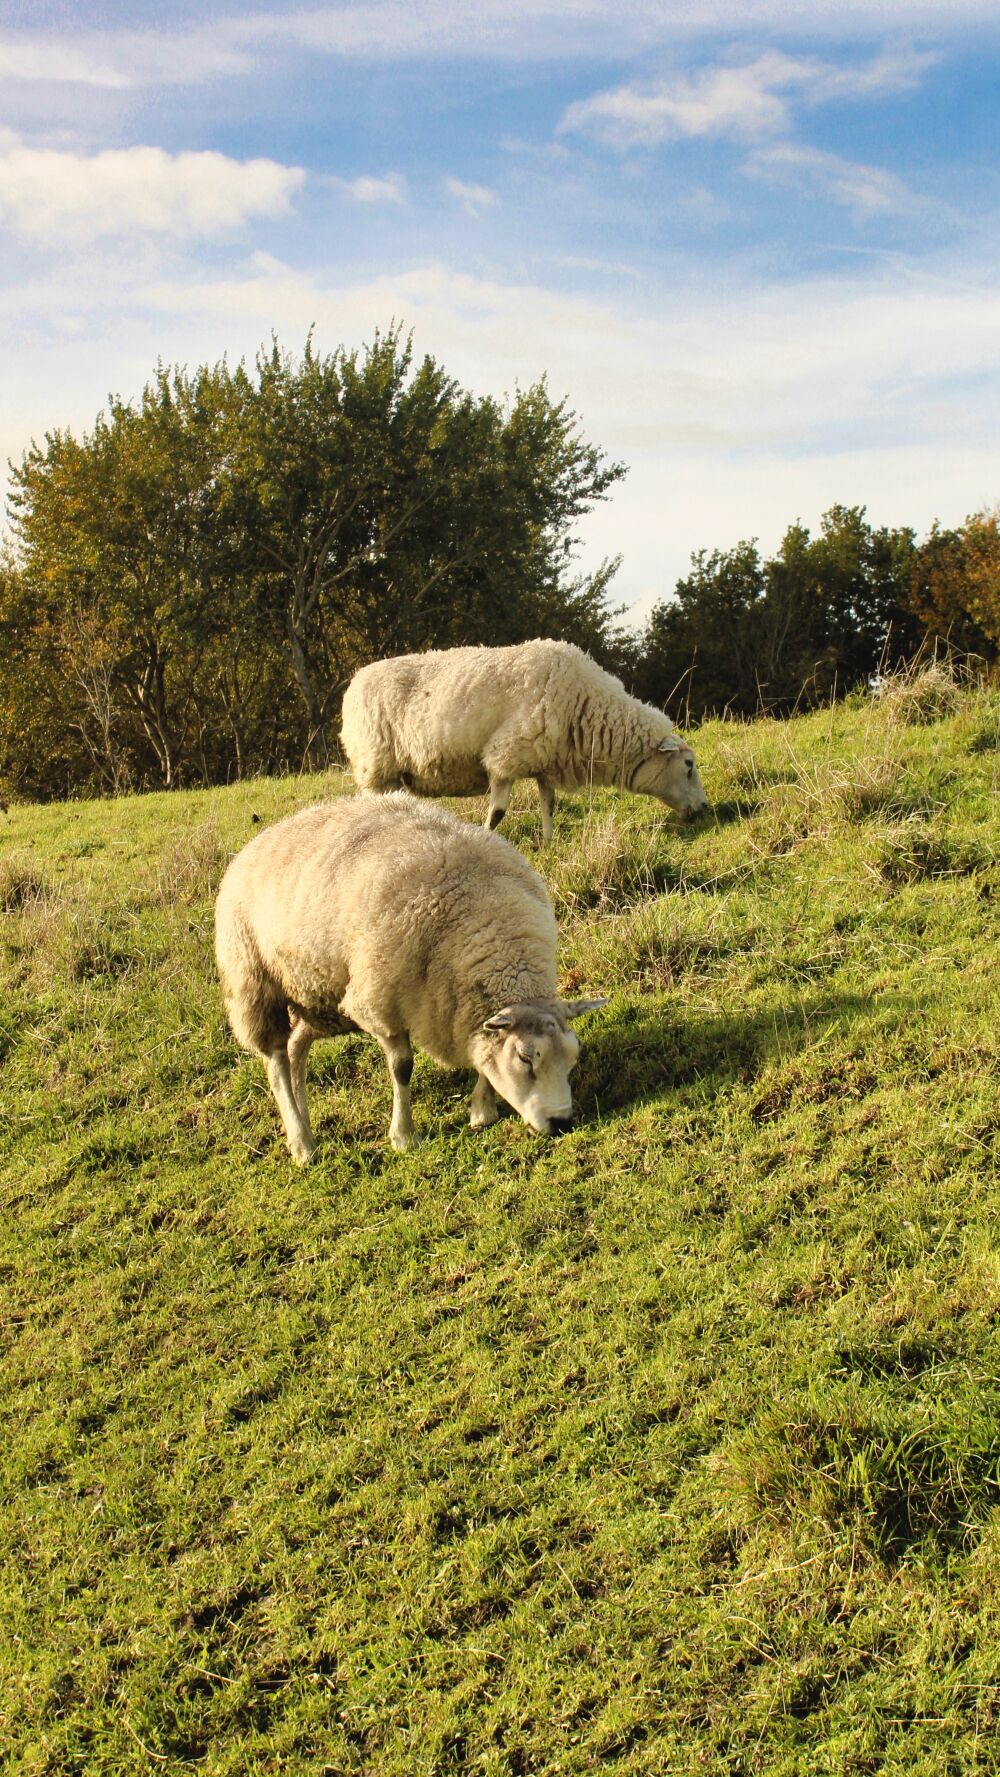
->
214, 793, 606, 1162
340, 638, 708, 843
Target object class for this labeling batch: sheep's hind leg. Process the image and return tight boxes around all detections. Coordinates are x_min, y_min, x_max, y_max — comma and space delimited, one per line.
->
266, 1046, 315, 1166
470, 1073, 499, 1130
536, 778, 556, 845
379, 1033, 417, 1152
485, 777, 513, 832
287, 1016, 317, 1148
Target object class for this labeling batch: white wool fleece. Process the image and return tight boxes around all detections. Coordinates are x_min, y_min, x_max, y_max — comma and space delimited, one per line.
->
215, 793, 559, 1069
340, 637, 682, 797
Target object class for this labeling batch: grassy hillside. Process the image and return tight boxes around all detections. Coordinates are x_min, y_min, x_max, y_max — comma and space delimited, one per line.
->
1, 671, 998, 1776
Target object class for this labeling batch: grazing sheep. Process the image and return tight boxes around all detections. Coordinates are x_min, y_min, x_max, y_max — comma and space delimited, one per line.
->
340, 638, 708, 842
214, 794, 605, 1162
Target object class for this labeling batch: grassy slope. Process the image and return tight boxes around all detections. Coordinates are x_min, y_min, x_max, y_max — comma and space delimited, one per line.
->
1, 679, 998, 1777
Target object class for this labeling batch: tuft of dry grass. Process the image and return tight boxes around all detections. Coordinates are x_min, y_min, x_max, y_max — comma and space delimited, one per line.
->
873, 820, 989, 888
876, 659, 965, 727
144, 817, 231, 906
546, 812, 693, 915
0, 853, 50, 914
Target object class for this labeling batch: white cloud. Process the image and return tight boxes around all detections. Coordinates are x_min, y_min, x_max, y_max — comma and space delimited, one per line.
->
803, 43, 936, 99
0, 142, 304, 243
552, 253, 641, 277
0, 7, 977, 92
559, 45, 935, 150
0, 27, 251, 89
336, 172, 407, 204
745, 143, 916, 214
446, 177, 498, 216
202, 3, 1000, 64
560, 55, 799, 149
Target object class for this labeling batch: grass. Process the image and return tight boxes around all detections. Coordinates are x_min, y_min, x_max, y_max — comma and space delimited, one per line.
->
1, 672, 999, 1775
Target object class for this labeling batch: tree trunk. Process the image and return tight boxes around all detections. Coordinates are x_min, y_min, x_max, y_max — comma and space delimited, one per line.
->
286, 617, 330, 769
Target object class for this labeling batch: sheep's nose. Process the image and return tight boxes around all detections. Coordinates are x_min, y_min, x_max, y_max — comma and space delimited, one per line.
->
548, 1115, 575, 1135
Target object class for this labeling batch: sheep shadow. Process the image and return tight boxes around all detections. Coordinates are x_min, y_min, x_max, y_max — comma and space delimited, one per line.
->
702, 796, 760, 827
573, 988, 921, 1121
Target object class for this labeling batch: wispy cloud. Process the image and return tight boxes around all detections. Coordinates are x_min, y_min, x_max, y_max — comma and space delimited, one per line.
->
0, 141, 304, 242
559, 45, 935, 150
745, 143, 916, 214
560, 55, 801, 149
0, 7, 966, 93
335, 172, 407, 204
85, 254, 1000, 456
0, 27, 251, 89
445, 177, 498, 216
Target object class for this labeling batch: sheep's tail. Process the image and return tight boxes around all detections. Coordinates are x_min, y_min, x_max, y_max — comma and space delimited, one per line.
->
341, 670, 411, 790
215, 904, 291, 1057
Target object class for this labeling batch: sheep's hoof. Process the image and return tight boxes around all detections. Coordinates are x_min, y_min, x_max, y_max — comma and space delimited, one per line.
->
289, 1137, 315, 1166
470, 1109, 499, 1130
391, 1129, 418, 1153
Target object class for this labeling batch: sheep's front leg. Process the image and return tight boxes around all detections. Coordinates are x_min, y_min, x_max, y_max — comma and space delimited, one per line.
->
266, 1047, 315, 1166
287, 1017, 317, 1148
470, 1072, 499, 1130
485, 777, 513, 832
536, 778, 556, 845
379, 1033, 417, 1152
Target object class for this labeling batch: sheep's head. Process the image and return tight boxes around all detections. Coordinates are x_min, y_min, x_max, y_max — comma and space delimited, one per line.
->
473, 998, 606, 1135
631, 738, 708, 818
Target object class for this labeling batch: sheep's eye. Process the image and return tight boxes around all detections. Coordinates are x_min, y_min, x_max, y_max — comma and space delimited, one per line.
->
686, 760, 694, 776
516, 1050, 533, 1070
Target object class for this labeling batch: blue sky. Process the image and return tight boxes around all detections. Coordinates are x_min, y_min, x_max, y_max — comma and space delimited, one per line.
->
2, 1, 999, 622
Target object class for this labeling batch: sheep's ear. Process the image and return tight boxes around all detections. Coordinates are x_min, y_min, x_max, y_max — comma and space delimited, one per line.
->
657, 737, 682, 754
560, 997, 609, 1020
483, 1007, 517, 1032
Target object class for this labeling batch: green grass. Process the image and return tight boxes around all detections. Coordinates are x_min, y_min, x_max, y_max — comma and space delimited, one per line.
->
1, 677, 999, 1775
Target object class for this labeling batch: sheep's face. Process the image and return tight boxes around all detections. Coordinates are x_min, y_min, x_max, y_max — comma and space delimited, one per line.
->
476, 999, 606, 1136
632, 740, 708, 818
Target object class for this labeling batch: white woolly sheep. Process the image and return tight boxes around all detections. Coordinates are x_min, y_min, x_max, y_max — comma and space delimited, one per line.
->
214, 794, 605, 1162
340, 638, 709, 842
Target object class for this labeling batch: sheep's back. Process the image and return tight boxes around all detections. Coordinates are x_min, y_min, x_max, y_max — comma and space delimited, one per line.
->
341, 645, 554, 778
218, 796, 556, 1053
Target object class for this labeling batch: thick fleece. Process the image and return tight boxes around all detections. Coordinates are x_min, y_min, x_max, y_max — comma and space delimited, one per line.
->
214, 794, 594, 1158
340, 638, 707, 839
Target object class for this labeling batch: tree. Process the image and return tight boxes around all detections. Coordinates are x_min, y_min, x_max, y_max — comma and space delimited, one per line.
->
227, 329, 625, 765
3, 329, 626, 795
0, 547, 91, 799
638, 541, 768, 718
907, 512, 1000, 657
639, 507, 920, 721
9, 364, 253, 788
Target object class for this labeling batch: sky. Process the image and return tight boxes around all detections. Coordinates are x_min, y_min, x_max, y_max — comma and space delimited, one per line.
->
1, 1, 999, 626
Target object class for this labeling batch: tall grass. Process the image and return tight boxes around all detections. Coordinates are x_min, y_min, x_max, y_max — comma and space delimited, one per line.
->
0, 684, 998, 1774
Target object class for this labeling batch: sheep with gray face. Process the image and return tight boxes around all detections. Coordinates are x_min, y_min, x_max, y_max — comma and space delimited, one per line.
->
340, 637, 708, 843
214, 794, 605, 1162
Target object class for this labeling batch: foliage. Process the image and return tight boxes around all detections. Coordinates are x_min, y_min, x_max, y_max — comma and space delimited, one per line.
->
639, 505, 929, 721
4, 329, 997, 797
3, 331, 625, 795
1, 681, 999, 1771
907, 511, 1000, 656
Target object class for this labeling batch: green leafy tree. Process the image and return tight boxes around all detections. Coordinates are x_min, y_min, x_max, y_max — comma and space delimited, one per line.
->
8, 364, 261, 788
907, 512, 1000, 658
0, 547, 91, 799
227, 330, 625, 765
4, 329, 625, 795
639, 508, 920, 720
637, 540, 768, 718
